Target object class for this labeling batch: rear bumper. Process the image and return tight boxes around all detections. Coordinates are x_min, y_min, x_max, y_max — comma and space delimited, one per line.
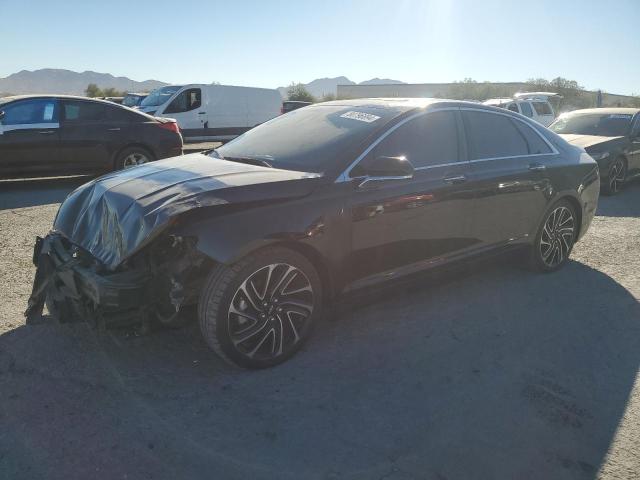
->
25, 234, 150, 325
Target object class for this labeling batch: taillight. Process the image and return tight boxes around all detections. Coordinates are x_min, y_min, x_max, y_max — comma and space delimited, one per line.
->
158, 121, 180, 134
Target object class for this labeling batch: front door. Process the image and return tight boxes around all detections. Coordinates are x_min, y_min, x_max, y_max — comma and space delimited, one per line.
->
159, 87, 204, 139
345, 109, 476, 289
0, 98, 60, 177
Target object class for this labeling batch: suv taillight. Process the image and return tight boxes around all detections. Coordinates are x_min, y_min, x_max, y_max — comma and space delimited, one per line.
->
158, 121, 180, 134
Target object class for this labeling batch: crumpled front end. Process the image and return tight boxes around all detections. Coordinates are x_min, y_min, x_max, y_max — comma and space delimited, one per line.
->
25, 231, 210, 328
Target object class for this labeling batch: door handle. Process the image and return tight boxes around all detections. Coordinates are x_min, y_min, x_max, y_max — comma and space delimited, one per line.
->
198, 112, 207, 115
107, 127, 121, 131
528, 163, 546, 172
38, 130, 55, 135
443, 174, 467, 184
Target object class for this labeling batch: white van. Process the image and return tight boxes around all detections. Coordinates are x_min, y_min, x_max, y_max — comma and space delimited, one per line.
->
483, 92, 560, 127
136, 84, 282, 142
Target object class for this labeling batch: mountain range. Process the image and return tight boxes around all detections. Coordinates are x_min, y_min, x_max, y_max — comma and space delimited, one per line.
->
277, 76, 404, 98
0, 69, 405, 98
0, 69, 167, 96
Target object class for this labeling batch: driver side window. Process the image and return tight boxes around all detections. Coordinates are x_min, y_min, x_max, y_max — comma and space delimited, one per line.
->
365, 111, 459, 171
164, 88, 202, 114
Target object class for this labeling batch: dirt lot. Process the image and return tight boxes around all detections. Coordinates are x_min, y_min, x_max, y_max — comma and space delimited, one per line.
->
1, 177, 639, 480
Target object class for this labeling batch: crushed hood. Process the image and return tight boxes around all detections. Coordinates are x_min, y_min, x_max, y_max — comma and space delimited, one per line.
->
53, 153, 320, 269
559, 134, 624, 149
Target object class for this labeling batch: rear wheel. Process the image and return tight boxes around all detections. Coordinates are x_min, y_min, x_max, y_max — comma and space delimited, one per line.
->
115, 147, 153, 170
529, 200, 577, 272
602, 157, 626, 195
198, 247, 322, 369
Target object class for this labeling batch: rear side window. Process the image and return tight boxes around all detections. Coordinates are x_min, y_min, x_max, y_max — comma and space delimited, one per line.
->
106, 105, 146, 122
507, 103, 519, 113
513, 121, 553, 154
63, 101, 106, 121
370, 111, 459, 169
463, 111, 529, 159
532, 102, 552, 116
164, 88, 202, 114
1, 99, 58, 125
519, 102, 534, 118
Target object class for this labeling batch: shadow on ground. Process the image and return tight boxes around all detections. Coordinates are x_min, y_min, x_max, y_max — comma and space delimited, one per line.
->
1, 257, 639, 480
596, 179, 640, 217
0, 176, 93, 210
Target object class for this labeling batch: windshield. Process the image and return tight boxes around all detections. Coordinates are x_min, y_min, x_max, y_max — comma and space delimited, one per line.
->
140, 86, 182, 107
122, 94, 144, 107
212, 105, 397, 173
550, 112, 633, 137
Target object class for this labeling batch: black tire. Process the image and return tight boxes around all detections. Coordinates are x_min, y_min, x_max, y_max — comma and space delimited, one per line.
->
602, 157, 626, 196
114, 146, 154, 171
529, 199, 578, 273
198, 247, 323, 369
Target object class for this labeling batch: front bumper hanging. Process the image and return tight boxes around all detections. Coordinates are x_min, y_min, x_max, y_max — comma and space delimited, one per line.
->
25, 234, 150, 325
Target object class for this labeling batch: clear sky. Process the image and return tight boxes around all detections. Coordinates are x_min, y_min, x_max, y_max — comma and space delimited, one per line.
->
1, 0, 639, 94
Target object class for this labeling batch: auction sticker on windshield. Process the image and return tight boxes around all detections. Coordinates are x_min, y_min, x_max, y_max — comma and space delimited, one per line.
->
340, 111, 381, 123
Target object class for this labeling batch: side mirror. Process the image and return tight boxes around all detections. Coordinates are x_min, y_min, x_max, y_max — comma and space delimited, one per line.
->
357, 156, 414, 187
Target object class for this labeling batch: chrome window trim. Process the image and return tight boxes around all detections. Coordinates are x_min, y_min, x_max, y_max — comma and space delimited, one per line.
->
0, 122, 59, 134
336, 106, 559, 183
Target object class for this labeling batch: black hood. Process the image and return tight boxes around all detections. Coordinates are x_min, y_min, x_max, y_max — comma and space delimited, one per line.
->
53, 153, 321, 269
559, 134, 625, 150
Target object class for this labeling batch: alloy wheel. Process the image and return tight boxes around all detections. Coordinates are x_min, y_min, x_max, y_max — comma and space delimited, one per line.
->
608, 159, 625, 193
122, 152, 149, 169
539, 206, 575, 268
228, 263, 314, 361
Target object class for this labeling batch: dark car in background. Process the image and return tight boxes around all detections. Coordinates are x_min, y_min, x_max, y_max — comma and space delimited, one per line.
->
550, 108, 640, 194
0, 95, 183, 178
27, 99, 599, 368
122, 93, 148, 107
281, 100, 312, 114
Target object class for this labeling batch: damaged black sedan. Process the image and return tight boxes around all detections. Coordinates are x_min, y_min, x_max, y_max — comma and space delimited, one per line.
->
26, 99, 600, 368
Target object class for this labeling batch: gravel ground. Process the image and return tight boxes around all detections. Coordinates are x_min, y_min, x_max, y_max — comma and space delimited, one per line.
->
0, 177, 639, 480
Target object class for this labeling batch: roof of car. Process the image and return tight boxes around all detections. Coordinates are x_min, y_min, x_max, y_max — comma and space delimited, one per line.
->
0, 94, 120, 105
563, 107, 640, 115
316, 97, 504, 115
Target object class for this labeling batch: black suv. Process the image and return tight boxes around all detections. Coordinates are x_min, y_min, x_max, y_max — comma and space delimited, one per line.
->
0, 95, 183, 178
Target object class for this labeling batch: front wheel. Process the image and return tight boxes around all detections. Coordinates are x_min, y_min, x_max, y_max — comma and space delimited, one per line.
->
198, 247, 322, 369
529, 200, 577, 272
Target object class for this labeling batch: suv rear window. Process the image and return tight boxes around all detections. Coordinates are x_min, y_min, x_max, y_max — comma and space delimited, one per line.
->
532, 102, 552, 116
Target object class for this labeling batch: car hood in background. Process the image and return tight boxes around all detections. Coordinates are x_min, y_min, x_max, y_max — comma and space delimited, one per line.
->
53, 153, 321, 269
559, 134, 624, 149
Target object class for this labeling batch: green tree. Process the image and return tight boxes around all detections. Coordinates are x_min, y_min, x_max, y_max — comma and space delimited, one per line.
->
85, 83, 103, 97
102, 87, 125, 97
287, 83, 316, 102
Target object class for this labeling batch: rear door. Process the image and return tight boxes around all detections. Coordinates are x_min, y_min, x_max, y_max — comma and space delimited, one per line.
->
58, 99, 111, 172
345, 109, 476, 288
0, 98, 61, 176
461, 109, 555, 247
160, 87, 204, 139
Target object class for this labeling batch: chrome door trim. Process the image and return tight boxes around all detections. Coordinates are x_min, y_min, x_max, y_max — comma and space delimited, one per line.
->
335, 106, 559, 183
